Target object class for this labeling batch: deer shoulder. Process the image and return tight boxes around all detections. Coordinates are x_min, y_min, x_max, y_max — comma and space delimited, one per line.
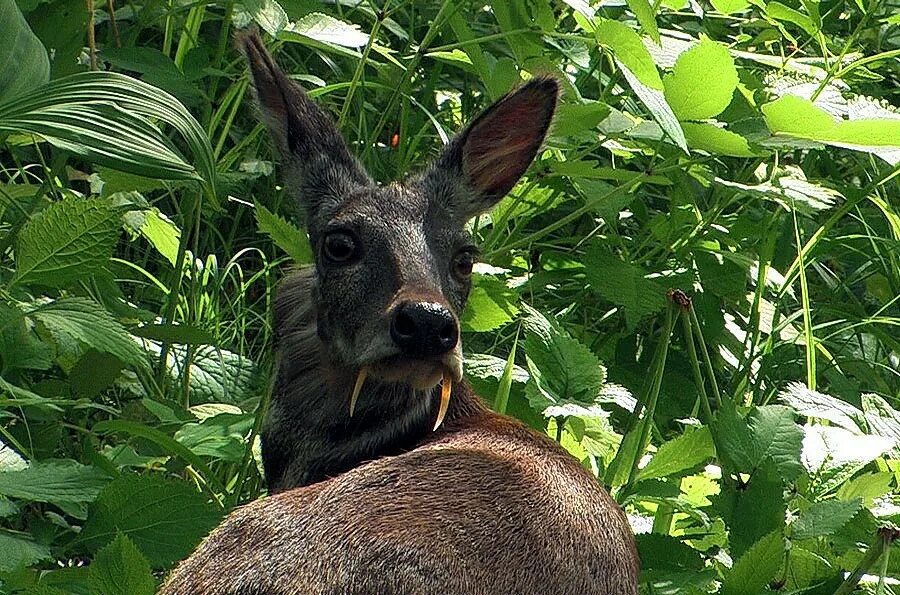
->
159, 29, 639, 595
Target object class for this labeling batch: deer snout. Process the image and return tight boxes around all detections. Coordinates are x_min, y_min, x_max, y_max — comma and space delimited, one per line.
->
390, 301, 458, 358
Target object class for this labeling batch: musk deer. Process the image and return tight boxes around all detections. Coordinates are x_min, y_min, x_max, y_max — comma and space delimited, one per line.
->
160, 30, 639, 595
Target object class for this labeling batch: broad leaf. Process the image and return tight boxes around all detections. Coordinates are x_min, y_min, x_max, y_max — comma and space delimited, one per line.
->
663, 39, 738, 121
0, 460, 109, 506
791, 498, 862, 540
681, 122, 757, 157
638, 426, 715, 481
241, 0, 289, 36
462, 275, 520, 332
779, 382, 862, 431
595, 20, 662, 90
30, 297, 148, 369
721, 531, 785, 595
284, 12, 369, 48
14, 197, 120, 288
583, 249, 668, 329
175, 412, 254, 462
712, 401, 803, 479
713, 464, 786, 557
0, 0, 50, 102
81, 474, 223, 567
0, 531, 51, 572
89, 533, 155, 595
255, 202, 313, 264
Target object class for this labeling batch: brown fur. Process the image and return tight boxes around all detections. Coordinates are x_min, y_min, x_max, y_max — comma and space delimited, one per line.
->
159, 29, 639, 595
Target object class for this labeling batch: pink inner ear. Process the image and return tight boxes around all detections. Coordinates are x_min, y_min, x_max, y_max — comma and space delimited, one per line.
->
462, 87, 554, 198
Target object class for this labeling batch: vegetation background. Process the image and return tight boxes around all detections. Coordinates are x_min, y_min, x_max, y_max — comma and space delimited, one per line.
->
0, 0, 898, 591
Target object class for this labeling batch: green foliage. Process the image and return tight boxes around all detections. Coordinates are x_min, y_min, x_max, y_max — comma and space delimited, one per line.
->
0, 0, 898, 591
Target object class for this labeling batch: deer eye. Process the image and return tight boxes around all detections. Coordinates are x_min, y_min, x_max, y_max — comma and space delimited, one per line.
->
322, 231, 359, 264
452, 250, 476, 280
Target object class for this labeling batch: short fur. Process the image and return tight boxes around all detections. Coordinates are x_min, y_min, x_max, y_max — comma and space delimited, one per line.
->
160, 30, 638, 595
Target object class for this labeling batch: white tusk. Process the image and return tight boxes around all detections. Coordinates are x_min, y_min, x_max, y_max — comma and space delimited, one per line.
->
433, 370, 452, 431
349, 367, 368, 418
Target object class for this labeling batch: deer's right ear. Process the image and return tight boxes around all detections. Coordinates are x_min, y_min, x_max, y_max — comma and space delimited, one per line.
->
424, 77, 559, 221
237, 30, 370, 219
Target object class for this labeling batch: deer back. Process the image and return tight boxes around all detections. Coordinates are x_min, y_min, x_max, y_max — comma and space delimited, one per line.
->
159, 30, 639, 595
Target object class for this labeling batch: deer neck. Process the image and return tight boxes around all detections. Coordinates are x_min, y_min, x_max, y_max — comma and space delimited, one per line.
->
265, 267, 486, 492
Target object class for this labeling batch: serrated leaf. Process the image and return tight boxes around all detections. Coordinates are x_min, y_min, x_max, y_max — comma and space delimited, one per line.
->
13, 198, 120, 288
621, 65, 685, 151
802, 425, 894, 496
255, 202, 313, 264
164, 345, 259, 404
30, 297, 148, 369
682, 122, 757, 156
522, 305, 606, 410
595, 20, 662, 90
638, 426, 714, 481
174, 412, 254, 462
721, 531, 785, 595
138, 208, 180, 266
552, 102, 611, 138
284, 12, 369, 47
792, 498, 862, 540
0, 439, 27, 472
712, 401, 803, 479
0, 460, 109, 505
583, 249, 668, 329
0, 0, 50, 103
240, 0, 288, 36
89, 533, 155, 595
779, 382, 863, 431
663, 39, 737, 121
713, 463, 786, 557
861, 393, 900, 454
0, 531, 52, 572
80, 474, 223, 567
464, 353, 529, 384
0, 303, 53, 371
462, 275, 519, 332
624, 0, 660, 43
636, 533, 705, 571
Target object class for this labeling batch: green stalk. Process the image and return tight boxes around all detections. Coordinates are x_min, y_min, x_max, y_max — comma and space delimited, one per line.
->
493, 328, 519, 414
791, 208, 817, 390
833, 528, 897, 595
689, 306, 722, 407
682, 311, 713, 423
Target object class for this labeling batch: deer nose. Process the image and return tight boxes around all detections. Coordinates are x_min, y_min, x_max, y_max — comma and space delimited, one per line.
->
390, 301, 458, 358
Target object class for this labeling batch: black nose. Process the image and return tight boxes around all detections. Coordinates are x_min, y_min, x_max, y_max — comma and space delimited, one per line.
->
390, 301, 458, 358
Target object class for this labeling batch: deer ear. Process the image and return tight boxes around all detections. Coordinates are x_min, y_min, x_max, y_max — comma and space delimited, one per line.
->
236, 29, 370, 220
427, 77, 559, 220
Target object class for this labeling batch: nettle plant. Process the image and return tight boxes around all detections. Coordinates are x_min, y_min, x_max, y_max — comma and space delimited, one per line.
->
0, 0, 899, 592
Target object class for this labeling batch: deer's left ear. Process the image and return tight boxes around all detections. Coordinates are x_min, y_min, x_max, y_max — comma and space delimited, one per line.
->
423, 77, 559, 220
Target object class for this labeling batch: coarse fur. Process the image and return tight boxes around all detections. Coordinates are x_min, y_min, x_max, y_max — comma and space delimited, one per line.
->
160, 29, 639, 595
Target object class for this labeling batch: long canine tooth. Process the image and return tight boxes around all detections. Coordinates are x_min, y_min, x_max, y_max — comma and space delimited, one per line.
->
433, 371, 452, 431
349, 367, 368, 418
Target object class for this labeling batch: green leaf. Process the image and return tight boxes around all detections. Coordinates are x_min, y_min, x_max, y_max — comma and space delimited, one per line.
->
522, 305, 607, 411
802, 425, 894, 497
636, 533, 705, 571
70, 350, 125, 398
255, 202, 313, 264
710, 0, 751, 13
765, 2, 818, 35
13, 197, 120, 288
681, 122, 757, 156
791, 498, 862, 540
779, 382, 862, 432
595, 20, 662, 90
552, 103, 611, 138
240, 0, 289, 36
0, 303, 53, 371
721, 531, 785, 595
0, 0, 50, 102
0, 531, 52, 572
712, 401, 803, 479
713, 464, 786, 557
0, 460, 109, 506
174, 412, 254, 462
167, 345, 260, 404
30, 297, 148, 369
0, 439, 27, 472
138, 208, 181, 267
663, 39, 738, 121
89, 533, 155, 595
638, 426, 714, 481
624, 0, 660, 43
0, 72, 217, 200
835, 472, 894, 506
284, 12, 369, 47
462, 275, 520, 332
762, 95, 900, 154
583, 250, 668, 329
80, 474, 223, 567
